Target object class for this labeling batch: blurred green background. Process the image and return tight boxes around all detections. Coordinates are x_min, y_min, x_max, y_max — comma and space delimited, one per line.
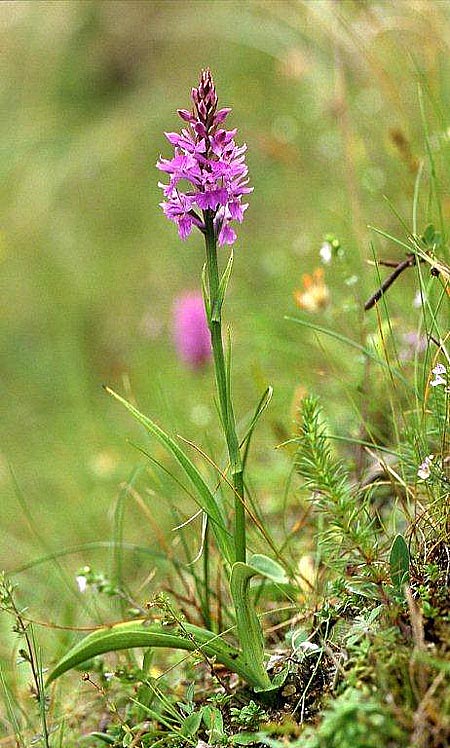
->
1, 0, 449, 643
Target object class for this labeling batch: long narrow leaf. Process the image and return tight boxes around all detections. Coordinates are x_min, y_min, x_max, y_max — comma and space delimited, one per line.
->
201, 262, 211, 323
105, 387, 233, 566
390, 534, 410, 592
241, 387, 273, 471
230, 563, 272, 692
47, 619, 256, 687
217, 251, 234, 311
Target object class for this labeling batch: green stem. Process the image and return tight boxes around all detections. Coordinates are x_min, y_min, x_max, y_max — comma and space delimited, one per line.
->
203, 211, 246, 563
202, 521, 213, 630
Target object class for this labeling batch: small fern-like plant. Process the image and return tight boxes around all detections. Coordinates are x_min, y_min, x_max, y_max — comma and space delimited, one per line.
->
294, 395, 380, 575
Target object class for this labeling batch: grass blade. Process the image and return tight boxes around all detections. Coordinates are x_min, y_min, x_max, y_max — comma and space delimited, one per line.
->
286, 316, 412, 390
105, 387, 233, 566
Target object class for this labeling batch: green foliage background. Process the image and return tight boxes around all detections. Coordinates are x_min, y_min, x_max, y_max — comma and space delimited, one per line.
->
1, 0, 449, 669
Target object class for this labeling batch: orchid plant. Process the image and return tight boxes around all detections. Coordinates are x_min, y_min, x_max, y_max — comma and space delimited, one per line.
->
158, 68, 252, 564
48, 70, 288, 694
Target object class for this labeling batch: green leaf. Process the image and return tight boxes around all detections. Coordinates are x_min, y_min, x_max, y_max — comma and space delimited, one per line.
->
229, 557, 290, 692
105, 387, 233, 566
252, 581, 297, 602
345, 582, 382, 600
90, 733, 116, 745
47, 619, 250, 686
231, 733, 262, 745
422, 223, 436, 246
230, 563, 272, 692
241, 387, 273, 471
201, 262, 211, 322
202, 705, 224, 738
270, 667, 289, 689
248, 554, 288, 585
181, 710, 203, 737
216, 251, 234, 317
142, 648, 153, 675
390, 534, 410, 591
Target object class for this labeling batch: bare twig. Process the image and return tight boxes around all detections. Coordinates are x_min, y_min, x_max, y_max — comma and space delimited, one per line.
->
364, 254, 419, 311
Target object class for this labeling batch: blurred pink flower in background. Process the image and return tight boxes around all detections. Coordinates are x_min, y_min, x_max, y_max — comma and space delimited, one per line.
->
399, 331, 427, 362
173, 291, 211, 369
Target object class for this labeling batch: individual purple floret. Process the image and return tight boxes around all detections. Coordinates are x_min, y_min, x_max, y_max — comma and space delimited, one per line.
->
157, 69, 252, 246
173, 291, 211, 369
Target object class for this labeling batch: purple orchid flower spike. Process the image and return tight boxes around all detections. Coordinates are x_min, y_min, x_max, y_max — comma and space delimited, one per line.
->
157, 69, 252, 246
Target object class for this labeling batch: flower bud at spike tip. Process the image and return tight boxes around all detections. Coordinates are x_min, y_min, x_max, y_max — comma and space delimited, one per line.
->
157, 70, 252, 246
192, 68, 218, 129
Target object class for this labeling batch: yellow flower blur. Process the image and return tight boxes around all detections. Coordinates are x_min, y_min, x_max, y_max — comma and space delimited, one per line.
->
294, 267, 330, 312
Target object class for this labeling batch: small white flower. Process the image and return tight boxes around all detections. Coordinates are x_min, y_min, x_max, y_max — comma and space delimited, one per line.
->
76, 575, 87, 593
430, 363, 447, 387
319, 241, 332, 264
417, 454, 434, 480
297, 641, 320, 653
430, 374, 446, 387
413, 290, 426, 308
